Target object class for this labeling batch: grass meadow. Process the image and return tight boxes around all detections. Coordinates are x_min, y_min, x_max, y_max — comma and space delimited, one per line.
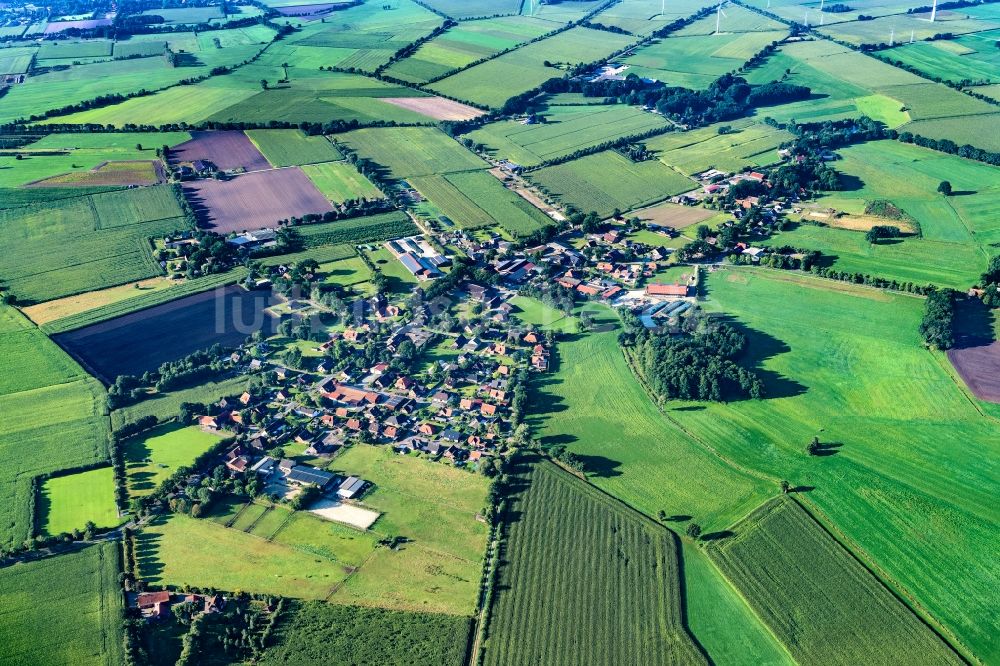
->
136, 444, 489, 615
301, 162, 384, 203
385, 15, 552, 83
671, 268, 1000, 660
0, 306, 110, 550
428, 27, 635, 108
707, 498, 962, 665
527, 150, 695, 217
39, 467, 119, 535
528, 307, 774, 531
245, 129, 343, 167
0, 542, 124, 666
467, 104, 670, 167
339, 126, 487, 178
644, 119, 794, 175
123, 424, 223, 497
481, 456, 707, 666
776, 140, 1000, 289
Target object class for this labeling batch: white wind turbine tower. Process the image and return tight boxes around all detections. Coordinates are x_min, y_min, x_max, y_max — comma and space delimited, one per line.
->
929, 0, 937, 22
889, 26, 894, 46
804, 9, 809, 26
715, 2, 727, 35
910, 29, 915, 42
661, 0, 666, 18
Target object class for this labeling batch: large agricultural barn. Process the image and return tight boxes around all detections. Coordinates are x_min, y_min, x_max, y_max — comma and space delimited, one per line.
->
0, 0, 998, 664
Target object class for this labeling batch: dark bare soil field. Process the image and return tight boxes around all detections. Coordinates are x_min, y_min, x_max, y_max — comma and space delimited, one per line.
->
168, 131, 271, 172
183, 167, 334, 233
53, 286, 279, 383
948, 342, 1000, 403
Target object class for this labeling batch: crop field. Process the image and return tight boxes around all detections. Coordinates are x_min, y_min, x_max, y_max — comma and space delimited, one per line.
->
411, 170, 551, 236
112, 40, 167, 59
519, 0, 606, 21
529, 307, 773, 531
949, 339, 1000, 403
40, 269, 247, 335
707, 498, 962, 664
260, 602, 471, 666
0, 306, 110, 549
904, 113, 1000, 153
668, 268, 1000, 659
422, 0, 523, 19
0, 542, 124, 666
245, 129, 343, 167
775, 140, 1000, 288
0, 186, 185, 304
339, 126, 487, 178
38, 466, 119, 536
624, 10, 787, 89
295, 211, 417, 247
528, 150, 695, 217
27, 160, 163, 188
467, 104, 670, 167
884, 30, 1000, 85
428, 26, 635, 108
36, 39, 113, 61
643, 118, 792, 174
0, 47, 36, 75
0, 25, 275, 124
681, 541, 793, 665
301, 161, 384, 203
384, 15, 553, 82
588, 0, 710, 35
183, 167, 334, 233
0, 132, 189, 189
168, 130, 271, 172
123, 424, 223, 497
482, 455, 707, 666
817, 10, 998, 47
54, 286, 278, 383
318, 255, 372, 292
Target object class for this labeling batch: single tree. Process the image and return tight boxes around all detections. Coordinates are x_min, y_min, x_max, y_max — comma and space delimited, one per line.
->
686, 522, 702, 540
260, 79, 269, 90
780, 480, 791, 494
657, 509, 667, 521
937, 180, 952, 196
807, 436, 821, 456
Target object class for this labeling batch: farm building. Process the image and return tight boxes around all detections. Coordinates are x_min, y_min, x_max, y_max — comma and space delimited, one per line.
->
286, 465, 336, 490
337, 476, 365, 499
646, 283, 692, 297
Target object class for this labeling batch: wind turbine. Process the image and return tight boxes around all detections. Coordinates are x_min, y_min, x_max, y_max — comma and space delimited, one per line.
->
929, 0, 937, 22
889, 27, 894, 46
715, 2, 727, 35
661, 0, 665, 18
804, 9, 809, 27
766, 0, 771, 8
910, 29, 915, 42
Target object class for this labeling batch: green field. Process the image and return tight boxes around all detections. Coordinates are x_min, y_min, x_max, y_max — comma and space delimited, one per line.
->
528, 150, 695, 217
467, 104, 671, 167
775, 140, 1000, 289
328, 444, 490, 614
884, 30, 1000, 85
624, 10, 787, 89
301, 161, 384, 203
0, 186, 186, 303
644, 118, 794, 174
110, 376, 248, 431
429, 27, 635, 108
136, 444, 489, 615
482, 456, 707, 665
296, 211, 418, 248
681, 541, 793, 666
39, 467, 119, 536
384, 14, 552, 83
0, 132, 189, 189
422, 0, 523, 19
411, 169, 551, 236
0, 306, 110, 550
708, 497, 962, 664
261, 602, 470, 666
318, 254, 373, 293
0, 542, 124, 666
1, 26, 276, 124
529, 307, 773, 531
668, 268, 1000, 660
339, 126, 487, 179
362, 247, 420, 294
123, 424, 223, 497
245, 129, 344, 167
